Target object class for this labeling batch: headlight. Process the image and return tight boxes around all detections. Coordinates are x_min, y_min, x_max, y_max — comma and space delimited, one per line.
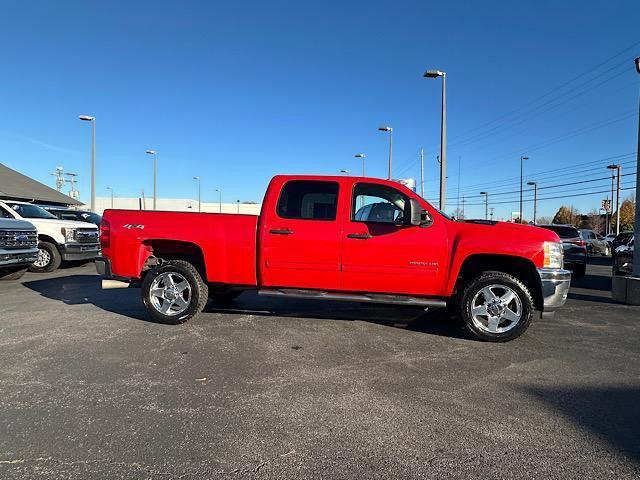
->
61, 228, 77, 243
543, 241, 563, 269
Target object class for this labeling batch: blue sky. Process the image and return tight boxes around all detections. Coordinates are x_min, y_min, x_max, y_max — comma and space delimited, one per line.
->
0, 0, 638, 220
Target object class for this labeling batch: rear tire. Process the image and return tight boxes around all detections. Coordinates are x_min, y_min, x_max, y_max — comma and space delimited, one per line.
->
141, 260, 209, 325
29, 241, 62, 273
458, 271, 534, 342
0, 267, 27, 280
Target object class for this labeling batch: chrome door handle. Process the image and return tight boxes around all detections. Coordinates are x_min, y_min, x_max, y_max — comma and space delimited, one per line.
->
347, 233, 372, 239
269, 229, 294, 235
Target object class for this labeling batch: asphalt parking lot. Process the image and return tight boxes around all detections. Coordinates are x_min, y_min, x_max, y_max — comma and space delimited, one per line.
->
1, 258, 639, 479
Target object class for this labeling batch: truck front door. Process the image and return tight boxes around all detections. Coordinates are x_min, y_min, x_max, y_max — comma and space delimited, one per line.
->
259, 180, 343, 290
341, 182, 448, 296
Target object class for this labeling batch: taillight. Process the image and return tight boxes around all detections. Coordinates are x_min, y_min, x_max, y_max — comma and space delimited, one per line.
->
567, 238, 585, 247
100, 219, 110, 249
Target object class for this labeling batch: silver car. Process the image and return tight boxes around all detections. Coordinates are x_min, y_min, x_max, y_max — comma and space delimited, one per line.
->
578, 229, 610, 256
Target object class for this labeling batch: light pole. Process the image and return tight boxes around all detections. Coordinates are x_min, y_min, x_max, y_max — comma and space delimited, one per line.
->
354, 153, 366, 176
632, 56, 640, 277
236, 200, 240, 214
339, 169, 349, 175
480, 191, 489, 220
215, 188, 222, 213
146, 150, 158, 210
527, 181, 538, 224
378, 127, 393, 179
106, 186, 114, 208
519, 156, 529, 223
424, 69, 447, 211
193, 176, 201, 212
78, 115, 96, 212
607, 164, 622, 235
489, 207, 494, 221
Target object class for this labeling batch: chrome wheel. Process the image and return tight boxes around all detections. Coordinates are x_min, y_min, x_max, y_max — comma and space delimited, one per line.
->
34, 248, 51, 268
471, 284, 522, 334
149, 272, 192, 316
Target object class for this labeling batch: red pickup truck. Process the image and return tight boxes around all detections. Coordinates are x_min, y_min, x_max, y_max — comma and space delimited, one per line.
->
96, 175, 570, 342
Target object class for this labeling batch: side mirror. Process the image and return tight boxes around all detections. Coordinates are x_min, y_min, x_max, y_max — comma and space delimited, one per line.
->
405, 198, 431, 226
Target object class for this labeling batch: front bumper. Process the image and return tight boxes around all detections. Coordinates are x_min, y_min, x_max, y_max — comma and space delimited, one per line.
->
0, 248, 39, 267
537, 268, 571, 311
61, 243, 100, 261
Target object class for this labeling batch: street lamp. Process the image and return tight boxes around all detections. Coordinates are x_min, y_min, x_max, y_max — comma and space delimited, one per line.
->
146, 150, 158, 210
480, 191, 489, 220
354, 153, 366, 176
633, 56, 640, 277
527, 181, 538, 224
424, 68, 447, 211
607, 164, 622, 235
339, 169, 349, 175
378, 127, 393, 179
215, 188, 222, 213
78, 115, 96, 212
193, 176, 201, 212
106, 186, 114, 209
519, 156, 529, 223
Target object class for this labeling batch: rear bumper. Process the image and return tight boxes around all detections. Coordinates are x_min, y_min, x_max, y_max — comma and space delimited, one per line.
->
95, 257, 132, 289
537, 268, 571, 311
61, 243, 100, 261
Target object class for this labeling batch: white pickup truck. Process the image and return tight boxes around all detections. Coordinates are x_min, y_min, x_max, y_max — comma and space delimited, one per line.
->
0, 200, 99, 273
0, 217, 39, 280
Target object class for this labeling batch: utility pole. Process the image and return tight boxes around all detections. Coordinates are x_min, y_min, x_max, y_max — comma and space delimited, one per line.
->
607, 164, 622, 235
424, 69, 447, 211
146, 150, 158, 210
420, 147, 425, 198
106, 186, 114, 208
79, 115, 96, 212
51, 167, 65, 191
378, 127, 393, 179
489, 207, 494, 221
65, 173, 79, 200
527, 181, 538, 224
456, 156, 461, 215
193, 176, 201, 212
141, 188, 147, 210
461, 196, 465, 219
480, 191, 489, 220
215, 188, 222, 213
633, 56, 640, 277
519, 156, 529, 223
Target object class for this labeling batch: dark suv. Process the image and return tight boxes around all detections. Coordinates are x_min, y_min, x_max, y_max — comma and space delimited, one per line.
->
537, 224, 587, 278
44, 208, 102, 226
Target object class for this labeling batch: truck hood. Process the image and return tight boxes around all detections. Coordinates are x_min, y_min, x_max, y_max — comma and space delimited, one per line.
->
26, 218, 98, 230
453, 220, 560, 243
0, 218, 37, 231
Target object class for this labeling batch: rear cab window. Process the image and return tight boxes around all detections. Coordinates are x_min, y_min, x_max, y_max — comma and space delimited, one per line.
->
276, 180, 339, 221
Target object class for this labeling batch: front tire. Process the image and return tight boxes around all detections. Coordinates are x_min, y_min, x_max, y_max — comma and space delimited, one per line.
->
141, 260, 209, 325
29, 241, 62, 273
458, 271, 534, 342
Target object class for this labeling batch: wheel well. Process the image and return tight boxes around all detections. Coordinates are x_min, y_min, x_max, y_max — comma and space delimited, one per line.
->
455, 254, 542, 310
142, 240, 206, 278
38, 234, 60, 250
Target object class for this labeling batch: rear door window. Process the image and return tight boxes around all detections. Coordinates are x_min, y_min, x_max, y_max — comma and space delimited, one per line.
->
276, 181, 339, 221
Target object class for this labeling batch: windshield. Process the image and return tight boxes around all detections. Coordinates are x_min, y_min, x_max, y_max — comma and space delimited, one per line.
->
7, 202, 57, 219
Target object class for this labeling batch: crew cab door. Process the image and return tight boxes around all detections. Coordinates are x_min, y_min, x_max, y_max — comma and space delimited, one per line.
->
259, 180, 342, 290
341, 182, 448, 296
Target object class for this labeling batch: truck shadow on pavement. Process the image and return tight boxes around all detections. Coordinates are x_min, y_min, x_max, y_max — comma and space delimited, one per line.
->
21, 275, 470, 340
524, 386, 640, 464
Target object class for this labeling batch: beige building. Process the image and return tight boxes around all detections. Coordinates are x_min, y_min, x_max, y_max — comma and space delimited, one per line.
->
91, 197, 262, 216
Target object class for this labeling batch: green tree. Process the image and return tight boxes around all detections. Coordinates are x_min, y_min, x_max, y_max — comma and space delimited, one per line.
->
612, 197, 636, 231
552, 206, 579, 226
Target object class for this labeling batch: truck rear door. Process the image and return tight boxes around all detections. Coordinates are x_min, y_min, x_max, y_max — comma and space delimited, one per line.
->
258, 179, 342, 290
